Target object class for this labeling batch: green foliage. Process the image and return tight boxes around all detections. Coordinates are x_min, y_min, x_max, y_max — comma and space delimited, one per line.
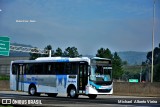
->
0, 75, 9, 80
122, 66, 141, 81
154, 64, 160, 81
122, 61, 128, 66
54, 47, 63, 56
29, 45, 81, 59
112, 52, 124, 79
146, 43, 160, 82
96, 48, 112, 59
42, 45, 54, 57
30, 45, 54, 59
96, 48, 123, 79
0, 105, 13, 107
63, 47, 80, 57
29, 47, 41, 60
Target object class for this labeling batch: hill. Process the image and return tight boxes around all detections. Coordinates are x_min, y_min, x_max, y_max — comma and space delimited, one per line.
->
0, 43, 148, 65
117, 51, 147, 65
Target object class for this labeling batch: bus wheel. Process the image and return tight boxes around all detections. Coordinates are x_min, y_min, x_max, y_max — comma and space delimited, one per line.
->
47, 93, 58, 97
69, 87, 78, 98
29, 85, 37, 96
88, 94, 97, 99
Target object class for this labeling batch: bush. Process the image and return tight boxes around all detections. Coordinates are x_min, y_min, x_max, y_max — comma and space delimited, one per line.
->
0, 75, 9, 80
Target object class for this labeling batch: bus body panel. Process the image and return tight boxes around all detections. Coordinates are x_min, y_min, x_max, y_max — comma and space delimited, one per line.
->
87, 83, 113, 95
10, 75, 16, 91
10, 57, 113, 98
10, 74, 78, 94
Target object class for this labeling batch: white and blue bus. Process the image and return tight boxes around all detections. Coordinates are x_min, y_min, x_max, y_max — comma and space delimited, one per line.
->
10, 57, 113, 99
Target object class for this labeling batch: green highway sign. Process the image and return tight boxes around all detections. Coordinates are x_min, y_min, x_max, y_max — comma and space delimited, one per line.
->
0, 36, 10, 56
129, 79, 139, 83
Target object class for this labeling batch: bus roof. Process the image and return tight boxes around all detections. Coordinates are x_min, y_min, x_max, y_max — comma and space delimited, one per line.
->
91, 57, 111, 60
36, 57, 90, 62
36, 57, 111, 61
12, 57, 111, 63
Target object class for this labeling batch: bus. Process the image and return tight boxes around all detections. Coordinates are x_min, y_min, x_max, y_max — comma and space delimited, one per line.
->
10, 57, 113, 99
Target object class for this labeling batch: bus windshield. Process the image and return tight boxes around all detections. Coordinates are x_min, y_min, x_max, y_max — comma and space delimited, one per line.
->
90, 65, 112, 82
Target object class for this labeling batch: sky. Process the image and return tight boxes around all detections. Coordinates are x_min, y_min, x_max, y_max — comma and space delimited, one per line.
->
0, 0, 160, 55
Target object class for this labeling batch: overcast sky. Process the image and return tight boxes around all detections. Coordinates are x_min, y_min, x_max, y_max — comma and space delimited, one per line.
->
0, 0, 160, 55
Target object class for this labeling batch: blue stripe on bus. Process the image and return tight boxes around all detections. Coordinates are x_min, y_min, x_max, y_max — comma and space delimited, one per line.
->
89, 81, 112, 90
89, 81, 101, 89
55, 59, 69, 62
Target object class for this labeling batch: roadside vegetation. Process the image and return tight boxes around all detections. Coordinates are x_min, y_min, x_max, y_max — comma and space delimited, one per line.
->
0, 75, 9, 80
0, 105, 13, 107
122, 65, 142, 82
28, 43, 160, 82
30, 45, 124, 80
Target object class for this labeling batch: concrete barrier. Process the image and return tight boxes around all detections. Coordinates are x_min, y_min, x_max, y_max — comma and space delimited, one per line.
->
0, 81, 160, 96
113, 82, 160, 97
0, 80, 10, 91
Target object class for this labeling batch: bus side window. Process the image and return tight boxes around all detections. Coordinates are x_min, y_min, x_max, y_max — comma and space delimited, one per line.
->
55, 63, 64, 74
52, 63, 56, 74
47, 64, 52, 74
33, 63, 42, 74
72, 62, 78, 74
29, 64, 34, 74
12, 64, 18, 75
51, 63, 56, 74
34, 64, 39, 74
64, 62, 78, 74
25, 64, 29, 74
65, 63, 71, 74
43, 63, 53, 74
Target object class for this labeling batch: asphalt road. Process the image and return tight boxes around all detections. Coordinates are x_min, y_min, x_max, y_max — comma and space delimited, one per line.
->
0, 91, 160, 107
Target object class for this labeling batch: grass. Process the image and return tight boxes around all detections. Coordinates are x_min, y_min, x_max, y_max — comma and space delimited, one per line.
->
123, 65, 142, 74
0, 105, 13, 107
0, 75, 9, 80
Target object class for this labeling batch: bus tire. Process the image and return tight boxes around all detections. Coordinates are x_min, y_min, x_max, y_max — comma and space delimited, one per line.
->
28, 84, 37, 96
68, 87, 78, 98
88, 94, 97, 99
47, 93, 58, 97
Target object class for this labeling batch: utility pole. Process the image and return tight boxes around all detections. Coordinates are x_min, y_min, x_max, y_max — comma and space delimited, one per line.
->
151, 0, 155, 83
140, 66, 142, 82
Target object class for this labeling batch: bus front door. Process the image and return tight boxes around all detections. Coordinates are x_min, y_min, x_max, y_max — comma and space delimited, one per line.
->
16, 64, 25, 91
78, 62, 88, 94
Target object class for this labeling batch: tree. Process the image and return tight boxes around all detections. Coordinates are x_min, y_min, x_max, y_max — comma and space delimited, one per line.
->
42, 45, 54, 57
96, 48, 123, 79
112, 52, 123, 79
96, 48, 112, 59
29, 47, 41, 60
122, 61, 128, 66
54, 47, 63, 56
63, 47, 80, 57
146, 43, 160, 82
29, 45, 54, 59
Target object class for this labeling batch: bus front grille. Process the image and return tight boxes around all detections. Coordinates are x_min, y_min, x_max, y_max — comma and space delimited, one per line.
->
97, 89, 111, 93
